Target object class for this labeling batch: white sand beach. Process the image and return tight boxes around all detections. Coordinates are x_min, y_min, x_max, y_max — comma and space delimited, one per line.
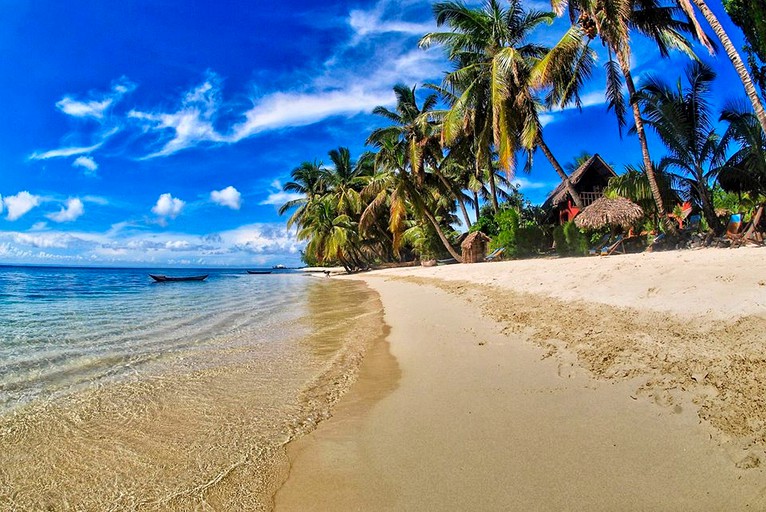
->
277, 247, 766, 510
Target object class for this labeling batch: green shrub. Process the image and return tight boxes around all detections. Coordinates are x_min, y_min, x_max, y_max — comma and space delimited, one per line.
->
470, 214, 498, 236
491, 208, 519, 257
553, 221, 587, 256
515, 225, 545, 257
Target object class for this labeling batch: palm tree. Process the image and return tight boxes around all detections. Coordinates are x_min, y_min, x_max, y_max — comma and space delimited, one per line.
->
420, 0, 592, 211
553, 0, 708, 229
676, 0, 766, 135
605, 162, 680, 225
278, 160, 328, 229
634, 61, 724, 231
367, 85, 442, 183
324, 147, 367, 217
363, 132, 464, 262
717, 103, 766, 198
296, 197, 359, 272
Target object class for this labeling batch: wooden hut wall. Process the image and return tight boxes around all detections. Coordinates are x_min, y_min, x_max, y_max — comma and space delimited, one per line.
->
461, 235, 489, 263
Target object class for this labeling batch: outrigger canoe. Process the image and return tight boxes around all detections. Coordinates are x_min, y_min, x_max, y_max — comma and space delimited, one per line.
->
149, 274, 208, 282
247, 270, 272, 274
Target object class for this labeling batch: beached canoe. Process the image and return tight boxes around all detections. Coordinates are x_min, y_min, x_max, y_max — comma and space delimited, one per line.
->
247, 270, 272, 275
149, 274, 208, 282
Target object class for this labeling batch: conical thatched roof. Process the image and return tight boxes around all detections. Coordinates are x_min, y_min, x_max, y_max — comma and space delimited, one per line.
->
574, 197, 644, 230
461, 231, 490, 249
542, 154, 617, 209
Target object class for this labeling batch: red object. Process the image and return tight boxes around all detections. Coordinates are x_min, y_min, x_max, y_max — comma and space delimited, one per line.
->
559, 200, 580, 223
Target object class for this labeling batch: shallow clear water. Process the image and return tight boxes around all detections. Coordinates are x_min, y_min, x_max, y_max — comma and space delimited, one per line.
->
0, 266, 312, 412
0, 266, 384, 510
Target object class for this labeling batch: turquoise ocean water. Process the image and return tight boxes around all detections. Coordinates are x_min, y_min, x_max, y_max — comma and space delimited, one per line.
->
0, 265, 383, 509
0, 266, 311, 412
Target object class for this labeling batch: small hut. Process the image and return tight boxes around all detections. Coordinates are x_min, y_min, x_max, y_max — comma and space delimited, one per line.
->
574, 197, 644, 231
543, 154, 618, 224
461, 231, 491, 263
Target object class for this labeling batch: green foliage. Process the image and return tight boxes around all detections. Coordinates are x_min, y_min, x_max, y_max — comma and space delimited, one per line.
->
553, 221, 587, 256
491, 208, 520, 258
724, 0, 766, 92
515, 225, 546, 257
469, 214, 498, 237
712, 186, 756, 219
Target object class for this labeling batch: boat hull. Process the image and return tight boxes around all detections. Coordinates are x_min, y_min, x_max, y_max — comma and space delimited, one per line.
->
149, 274, 208, 282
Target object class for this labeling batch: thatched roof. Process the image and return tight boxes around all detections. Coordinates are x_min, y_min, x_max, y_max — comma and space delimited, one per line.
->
574, 197, 644, 230
543, 154, 617, 209
461, 231, 490, 249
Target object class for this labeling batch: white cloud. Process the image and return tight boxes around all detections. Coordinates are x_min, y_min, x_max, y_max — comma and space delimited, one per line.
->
12, 232, 76, 249
4, 192, 41, 221
229, 87, 392, 141
129, 73, 224, 158
29, 141, 104, 160
83, 195, 109, 206
57, 97, 113, 119
55, 78, 136, 120
210, 186, 242, 210
47, 198, 85, 223
260, 181, 303, 207
73, 155, 98, 173
152, 193, 185, 219
512, 176, 552, 190
349, 7, 434, 41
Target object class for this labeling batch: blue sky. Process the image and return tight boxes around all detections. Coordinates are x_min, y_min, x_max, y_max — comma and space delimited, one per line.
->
0, 0, 752, 267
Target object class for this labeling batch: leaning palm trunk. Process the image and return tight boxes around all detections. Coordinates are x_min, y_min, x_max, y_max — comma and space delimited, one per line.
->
617, 50, 674, 232
434, 170, 472, 228
537, 135, 584, 208
420, 208, 463, 262
686, 0, 766, 136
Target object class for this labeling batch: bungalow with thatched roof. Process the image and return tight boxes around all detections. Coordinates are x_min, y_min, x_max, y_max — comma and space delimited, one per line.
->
461, 231, 491, 263
542, 154, 617, 224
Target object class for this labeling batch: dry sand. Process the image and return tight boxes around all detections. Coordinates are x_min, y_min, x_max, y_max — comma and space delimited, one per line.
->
276, 247, 766, 510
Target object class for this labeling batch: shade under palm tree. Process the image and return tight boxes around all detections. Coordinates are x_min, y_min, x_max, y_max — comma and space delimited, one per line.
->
574, 197, 644, 230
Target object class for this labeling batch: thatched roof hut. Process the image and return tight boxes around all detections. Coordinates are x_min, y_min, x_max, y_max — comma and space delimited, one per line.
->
461, 231, 491, 264
574, 197, 644, 230
543, 154, 617, 215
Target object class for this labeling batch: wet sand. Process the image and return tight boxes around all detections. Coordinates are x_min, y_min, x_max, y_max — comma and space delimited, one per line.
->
276, 248, 766, 510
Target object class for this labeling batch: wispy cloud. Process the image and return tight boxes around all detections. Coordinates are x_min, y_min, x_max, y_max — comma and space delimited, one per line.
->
29, 141, 104, 160
47, 198, 85, 223
260, 180, 303, 207
348, 0, 435, 43
210, 186, 242, 210
55, 78, 136, 120
512, 176, 553, 190
129, 73, 224, 158
32, 3, 446, 161
4, 192, 42, 221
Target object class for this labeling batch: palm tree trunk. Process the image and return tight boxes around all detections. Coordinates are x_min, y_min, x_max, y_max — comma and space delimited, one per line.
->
435, 170, 472, 228
537, 135, 584, 208
689, 0, 766, 136
616, 49, 675, 232
694, 170, 722, 233
487, 169, 499, 212
421, 208, 463, 262
473, 191, 480, 219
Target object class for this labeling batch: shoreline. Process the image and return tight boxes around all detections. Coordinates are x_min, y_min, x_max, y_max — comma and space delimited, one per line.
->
276, 247, 766, 510
0, 278, 386, 511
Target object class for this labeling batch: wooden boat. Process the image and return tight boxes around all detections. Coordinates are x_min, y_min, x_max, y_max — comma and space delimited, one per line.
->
247, 270, 272, 275
149, 274, 208, 282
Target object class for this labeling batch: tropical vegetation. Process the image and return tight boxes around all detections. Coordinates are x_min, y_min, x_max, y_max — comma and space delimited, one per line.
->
279, 0, 766, 271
